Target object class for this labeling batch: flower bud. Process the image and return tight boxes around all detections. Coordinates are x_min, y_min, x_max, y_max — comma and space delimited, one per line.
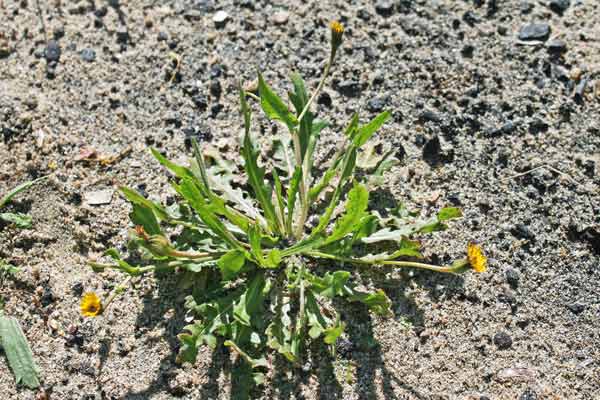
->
147, 234, 174, 257
330, 21, 344, 55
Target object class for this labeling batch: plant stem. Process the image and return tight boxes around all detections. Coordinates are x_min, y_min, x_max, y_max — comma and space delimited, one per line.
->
102, 275, 132, 314
293, 51, 336, 239
305, 251, 458, 273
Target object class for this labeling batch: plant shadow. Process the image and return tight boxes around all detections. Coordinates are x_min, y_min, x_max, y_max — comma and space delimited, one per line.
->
114, 254, 465, 399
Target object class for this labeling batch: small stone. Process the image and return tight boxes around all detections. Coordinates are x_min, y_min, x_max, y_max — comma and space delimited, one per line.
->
422, 136, 441, 161
520, 1, 534, 14
0, 40, 11, 58
336, 338, 354, 358
518, 23, 550, 41
53, 25, 65, 39
549, 0, 570, 15
271, 10, 289, 25
317, 92, 332, 108
209, 80, 222, 97
519, 388, 538, 400
505, 268, 520, 288
493, 331, 513, 349
375, 0, 394, 16
497, 367, 535, 382
213, 10, 229, 26
80, 48, 96, 62
419, 110, 441, 124
511, 224, 535, 241
71, 282, 84, 295
547, 39, 567, 54
336, 80, 361, 97
84, 190, 113, 206
367, 98, 385, 112
461, 44, 474, 58
157, 31, 168, 41
567, 302, 586, 315
116, 29, 129, 44
45, 41, 61, 62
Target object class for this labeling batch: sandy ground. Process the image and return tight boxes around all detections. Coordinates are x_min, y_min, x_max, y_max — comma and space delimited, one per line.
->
1, 0, 599, 399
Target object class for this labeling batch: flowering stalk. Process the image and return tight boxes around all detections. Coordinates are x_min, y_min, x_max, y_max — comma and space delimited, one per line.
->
294, 21, 345, 239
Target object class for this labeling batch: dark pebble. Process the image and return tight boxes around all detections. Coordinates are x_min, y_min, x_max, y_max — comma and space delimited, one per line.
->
209, 80, 222, 98
487, 121, 516, 137
94, 6, 108, 18
415, 133, 426, 147
336, 338, 354, 358
41, 287, 54, 306
71, 282, 84, 295
192, 95, 208, 111
418, 110, 441, 124
317, 92, 332, 108
518, 23, 550, 41
567, 302, 586, 315
520, 1, 534, 14
374, 0, 394, 16
80, 48, 96, 62
511, 224, 536, 241
45, 41, 61, 62
116, 29, 129, 44
422, 136, 441, 161
157, 31, 168, 41
549, 0, 570, 15
210, 103, 223, 117
574, 78, 588, 103
367, 98, 385, 112
505, 268, 520, 288
493, 331, 513, 349
519, 388, 538, 400
547, 39, 567, 54
336, 80, 361, 97
53, 25, 65, 40
462, 11, 480, 26
461, 44, 475, 58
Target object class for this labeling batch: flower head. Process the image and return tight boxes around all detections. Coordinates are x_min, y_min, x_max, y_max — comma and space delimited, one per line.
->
330, 20, 344, 54
80, 292, 102, 317
467, 242, 487, 273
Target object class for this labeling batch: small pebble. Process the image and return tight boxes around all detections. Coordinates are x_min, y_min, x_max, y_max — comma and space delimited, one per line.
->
493, 331, 513, 349
84, 190, 114, 206
213, 10, 229, 26
271, 10, 289, 25
45, 41, 61, 62
518, 23, 550, 41
80, 48, 96, 62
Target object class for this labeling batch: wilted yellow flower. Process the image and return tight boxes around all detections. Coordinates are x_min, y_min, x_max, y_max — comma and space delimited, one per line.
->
330, 21, 344, 53
80, 292, 102, 317
467, 243, 487, 273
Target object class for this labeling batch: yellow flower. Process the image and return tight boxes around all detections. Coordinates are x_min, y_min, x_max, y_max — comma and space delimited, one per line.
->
330, 21, 344, 52
80, 292, 102, 317
467, 242, 487, 273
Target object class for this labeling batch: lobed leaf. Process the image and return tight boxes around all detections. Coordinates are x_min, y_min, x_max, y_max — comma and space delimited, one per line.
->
325, 182, 369, 244
353, 111, 391, 148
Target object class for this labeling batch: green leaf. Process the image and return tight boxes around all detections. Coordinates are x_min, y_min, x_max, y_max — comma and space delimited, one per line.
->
233, 273, 269, 327
323, 323, 344, 345
174, 178, 244, 251
224, 340, 268, 369
325, 182, 369, 244
240, 94, 280, 234
353, 111, 391, 148
344, 113, 359, 139
437, 207, 462, 221
150, 148, 195, 181
348, 289, 392, 316
0, 176, 46, 210
129, 204, 161, 235
308, 271, 351, 299
217, 250, 246, 281
0, 213, 32, 229
258, 73, 298, 131
120, 187, 169, 221
0, 316, 40, 389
